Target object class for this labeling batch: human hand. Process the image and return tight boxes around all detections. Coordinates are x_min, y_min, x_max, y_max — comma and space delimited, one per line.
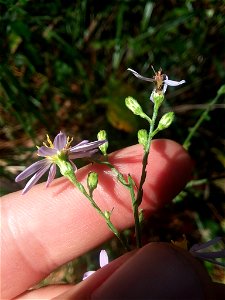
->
1, 139, 223, 299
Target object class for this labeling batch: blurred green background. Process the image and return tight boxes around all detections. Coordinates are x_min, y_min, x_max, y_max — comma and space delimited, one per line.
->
1, 0, 224, 283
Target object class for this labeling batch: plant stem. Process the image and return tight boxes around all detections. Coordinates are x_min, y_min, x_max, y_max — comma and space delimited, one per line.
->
183, 93, 220, 150
66, 171, 130, 251
134, 103, 159, 247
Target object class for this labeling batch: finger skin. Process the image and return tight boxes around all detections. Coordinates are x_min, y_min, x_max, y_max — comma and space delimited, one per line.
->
1, 140, 192, 299
14, 247, 225, 300
65, 243, 221, 300
13, 251, 136, 300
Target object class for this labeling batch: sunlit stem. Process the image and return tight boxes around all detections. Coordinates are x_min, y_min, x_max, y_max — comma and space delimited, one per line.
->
183, 92, 220, 150
65, 171, 130, 251
134, 101, 160, 248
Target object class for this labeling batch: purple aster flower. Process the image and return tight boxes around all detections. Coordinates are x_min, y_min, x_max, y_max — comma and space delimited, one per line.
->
15, 132, 107, 194
189, 237, 225, 267
83, 250, 109, 280
127, 67, 185, 102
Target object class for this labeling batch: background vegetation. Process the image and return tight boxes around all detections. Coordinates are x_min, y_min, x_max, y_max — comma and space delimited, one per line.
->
1, 0, 224, 284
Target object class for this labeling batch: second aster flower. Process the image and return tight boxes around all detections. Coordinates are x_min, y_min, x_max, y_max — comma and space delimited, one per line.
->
127, 67, 185, 102
15, 132, 107, 194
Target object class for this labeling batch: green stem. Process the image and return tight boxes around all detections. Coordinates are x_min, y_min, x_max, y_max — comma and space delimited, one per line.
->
66, 171, 129, 251
183, 93, 220, 150
128, 174, 140, 243
97, 160, 129, 186
134, 102, 160, 248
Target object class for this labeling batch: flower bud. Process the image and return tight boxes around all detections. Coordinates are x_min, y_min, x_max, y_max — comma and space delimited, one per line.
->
87, 172, 98, 193
104, 210, 111, 219
125, 97, 151, 122
151, 91, 164, 107
97, 130, 108, 155
157, 112, 174, 131
138, 129, 148, 150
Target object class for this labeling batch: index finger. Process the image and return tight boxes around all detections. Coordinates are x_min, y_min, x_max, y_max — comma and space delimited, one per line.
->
1, 139, 192, 299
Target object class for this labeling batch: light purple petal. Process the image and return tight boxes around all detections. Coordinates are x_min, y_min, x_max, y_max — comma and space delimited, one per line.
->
189, 237, 225, 267
164, 79, 186, 86
191, 252, 225, 267
69, 149, 98, 160
15, 159, 50, 182
53, 131, 67, 150
190, 237, 222, 252
70, 140, 106, 153
193, 250, 225, 259
38, 146, 58, 157
74, 140, 89, 147
99, 250, 109, 268
83, 271, 96, 280
127, 68, 155, 82
46, 164, 57, 187
22, 164, 51, 194
69, 159, 77, 172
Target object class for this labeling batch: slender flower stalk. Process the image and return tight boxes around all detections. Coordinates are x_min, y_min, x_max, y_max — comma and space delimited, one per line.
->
127, 67, 186, 247
15, 131, 106, 194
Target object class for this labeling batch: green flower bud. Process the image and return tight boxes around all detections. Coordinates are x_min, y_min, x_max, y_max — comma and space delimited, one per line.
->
151, 91, 164, 108
104, 210, 111, 219
97, 130, 108, 155
87, 172, 98, 193
157, 112, 175, 131
125, 97, 151, 123
138, 129, 148, 150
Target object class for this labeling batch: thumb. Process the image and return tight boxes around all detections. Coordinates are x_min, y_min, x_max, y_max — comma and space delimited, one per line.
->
53, 242, 222, 299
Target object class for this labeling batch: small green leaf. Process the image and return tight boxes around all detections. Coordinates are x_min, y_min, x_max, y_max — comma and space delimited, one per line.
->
97, 130, 108, 155
125, 97, 151, 123
87, 172, 98, 193
157, 112, 175, 131
138, 129, 148, 150
104, 210, 111, 219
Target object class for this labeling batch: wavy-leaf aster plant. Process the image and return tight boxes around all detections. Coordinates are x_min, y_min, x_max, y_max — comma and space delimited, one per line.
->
15, 66, 186, 250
